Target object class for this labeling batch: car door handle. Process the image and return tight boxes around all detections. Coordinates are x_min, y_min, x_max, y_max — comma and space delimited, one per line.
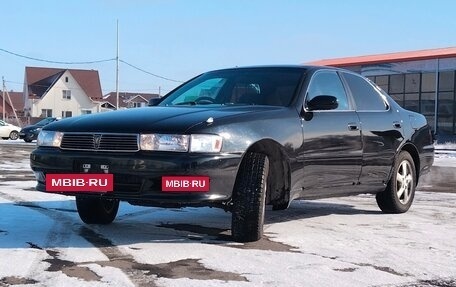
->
393, 121, 402, 129
348, 123, 359, 131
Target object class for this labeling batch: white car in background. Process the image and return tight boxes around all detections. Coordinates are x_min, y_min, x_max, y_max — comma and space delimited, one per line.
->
0, 120, 21, 140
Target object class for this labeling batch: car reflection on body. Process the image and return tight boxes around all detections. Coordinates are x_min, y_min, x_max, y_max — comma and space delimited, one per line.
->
0, 120, 21, 140
30, 66, 434, 242
19, 117, 58, 142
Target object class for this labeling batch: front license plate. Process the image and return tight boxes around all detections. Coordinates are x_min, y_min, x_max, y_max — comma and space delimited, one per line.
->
46, 173, 114, 192
162, 176, 210, 192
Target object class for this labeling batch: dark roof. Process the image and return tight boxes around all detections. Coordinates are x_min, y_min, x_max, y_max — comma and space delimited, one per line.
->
0, 91, 24, 113
25, 67, 103, 101
104, 92, 160, 108
0, 96, 13, 114
308, 47, 456, 67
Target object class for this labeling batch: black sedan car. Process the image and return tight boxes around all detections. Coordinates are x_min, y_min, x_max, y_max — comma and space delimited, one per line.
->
30, 66, 434, 242
20, 117, 58, 142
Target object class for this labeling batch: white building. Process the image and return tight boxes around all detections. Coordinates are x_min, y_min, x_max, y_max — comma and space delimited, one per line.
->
23, 67, 104, 118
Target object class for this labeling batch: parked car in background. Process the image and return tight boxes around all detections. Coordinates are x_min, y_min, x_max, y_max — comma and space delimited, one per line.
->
19, 117, 58, 142
30, 66, 434, 242
0, 120, 21, 140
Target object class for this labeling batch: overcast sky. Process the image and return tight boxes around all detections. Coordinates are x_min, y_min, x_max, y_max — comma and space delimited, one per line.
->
1, 0, 455, 95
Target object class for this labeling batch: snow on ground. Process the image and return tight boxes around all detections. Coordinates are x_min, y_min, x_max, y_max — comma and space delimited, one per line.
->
0, 142, 456, 286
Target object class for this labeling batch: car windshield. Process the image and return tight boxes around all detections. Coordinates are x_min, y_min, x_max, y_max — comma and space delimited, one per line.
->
159, 68, 305, 107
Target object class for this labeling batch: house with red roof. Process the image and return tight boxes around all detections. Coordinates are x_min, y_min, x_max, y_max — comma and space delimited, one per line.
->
23, 67, 104, 118
1, 91, 25, 120
103, 92, 160, 109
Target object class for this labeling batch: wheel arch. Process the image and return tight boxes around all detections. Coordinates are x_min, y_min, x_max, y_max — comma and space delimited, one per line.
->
239, 138, 291, 206
399, 142, 420, 181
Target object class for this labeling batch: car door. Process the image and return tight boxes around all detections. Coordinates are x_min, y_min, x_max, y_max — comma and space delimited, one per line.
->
0, 120, 10, 137
341, 72, 403, 193
300, 70, 363, 196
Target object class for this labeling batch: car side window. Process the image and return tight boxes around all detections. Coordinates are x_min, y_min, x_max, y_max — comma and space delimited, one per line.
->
342, 72, 388, 111
306, 71, 349, 110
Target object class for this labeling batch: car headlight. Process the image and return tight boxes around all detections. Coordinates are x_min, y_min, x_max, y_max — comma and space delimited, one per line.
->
37, 130, 63, 147
190, 134, 222, 152
140, 134, 222, 153
140, 134, 189, 152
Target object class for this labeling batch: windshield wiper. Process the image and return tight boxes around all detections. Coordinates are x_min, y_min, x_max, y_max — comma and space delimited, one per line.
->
174, 101, 198, 106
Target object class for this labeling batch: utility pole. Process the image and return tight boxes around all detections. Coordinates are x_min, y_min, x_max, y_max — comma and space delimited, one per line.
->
2, 78, 21, 126
2, 77, 5, 121
116, 20, 120, 110
5, 89, 21, 126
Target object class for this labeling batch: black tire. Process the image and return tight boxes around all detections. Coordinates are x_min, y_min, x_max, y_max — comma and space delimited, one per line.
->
24, 138, 33, 143
376, 151, 416, 213
231, 152, 269, 242
272, 201, 289, 211
1, 137, 8, 140
76, 196, 119, 224
9, 131, 19, 140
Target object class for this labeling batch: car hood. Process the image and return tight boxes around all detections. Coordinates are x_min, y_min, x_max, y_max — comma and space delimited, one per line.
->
21, 124, 42, 131
44, 106, 282, 133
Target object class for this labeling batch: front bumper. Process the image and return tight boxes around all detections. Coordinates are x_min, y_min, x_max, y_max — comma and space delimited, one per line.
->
30, 147, 242, 208
19, 131, 38, 140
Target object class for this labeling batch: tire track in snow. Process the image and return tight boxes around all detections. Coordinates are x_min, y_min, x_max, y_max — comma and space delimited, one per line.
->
0, 190, 153, 286
0, 191, 248, 285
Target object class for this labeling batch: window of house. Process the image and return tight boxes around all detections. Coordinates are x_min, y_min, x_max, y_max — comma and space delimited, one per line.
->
62, 111, 72, 118
65, 77, 69, 83
437, 91, 455, 134
374, 75, 389, 93
439, 71, 455, 91
421, 73, 436, 92
405, 74, 420, 93
41, 109, 52, 117
389, 74, 405, 94
62, 90, 71, 100
133, 102, 144, 108
81, 110, 92, 115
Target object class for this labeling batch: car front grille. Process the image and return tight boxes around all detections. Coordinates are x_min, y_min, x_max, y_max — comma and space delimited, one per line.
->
60, 133, 139, 152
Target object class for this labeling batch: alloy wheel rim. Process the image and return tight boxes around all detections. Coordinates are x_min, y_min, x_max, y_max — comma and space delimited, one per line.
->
396, 160, 413, 204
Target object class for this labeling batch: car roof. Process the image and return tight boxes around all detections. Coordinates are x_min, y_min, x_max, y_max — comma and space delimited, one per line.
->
205, 65, 346, 74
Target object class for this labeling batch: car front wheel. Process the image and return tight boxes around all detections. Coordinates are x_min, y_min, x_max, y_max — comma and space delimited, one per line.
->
231, 152, 269, 242
376, 151, 416, 213
76, 196, 119, 224
9, 131, 19, 140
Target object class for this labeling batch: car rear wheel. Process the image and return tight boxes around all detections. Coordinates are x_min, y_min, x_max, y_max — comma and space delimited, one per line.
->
376, 151, 416, 213
231, 152, 269, 242
75, 196, 119, 224
9, 131, 19, 140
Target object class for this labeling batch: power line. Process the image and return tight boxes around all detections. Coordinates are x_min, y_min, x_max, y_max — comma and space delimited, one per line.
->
5, 80, 171, 94
119, 59, 183, 83
0, 48, 115, 64
1, 47, 184, 84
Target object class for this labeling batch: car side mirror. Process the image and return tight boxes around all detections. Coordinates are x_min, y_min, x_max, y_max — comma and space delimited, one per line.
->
306, 95, 338, 111
148, 98, 161, 106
